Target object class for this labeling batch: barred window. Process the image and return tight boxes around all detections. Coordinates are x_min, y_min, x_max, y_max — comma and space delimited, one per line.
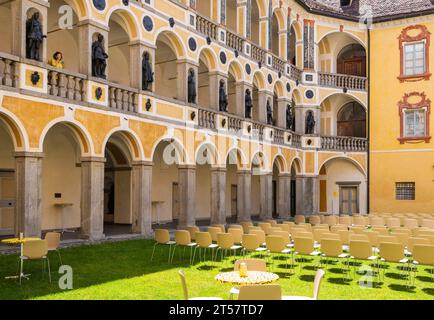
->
395, 182, 415, 200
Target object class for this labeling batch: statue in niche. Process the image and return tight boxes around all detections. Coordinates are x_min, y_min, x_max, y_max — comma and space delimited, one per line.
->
26, 12, 46, 61
219, 80, 228, 112
245, 89, 253, 119
305, 111, 316, 134
286, 104, 293, 130
142, 52, 154, 91
187, 69, 196, 104
266, 100, 273, 125
92, 34, 109, 79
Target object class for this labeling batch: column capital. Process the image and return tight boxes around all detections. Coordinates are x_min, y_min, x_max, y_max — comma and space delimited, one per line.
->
80, 156, 106, 163
177, 59, 199, 67
178, 164, 197, 170
132, 160, 153, 167
237, 169, 251, 175
211, 166, 227, 173
14, 152, 44, 159
77, 19, 110, 32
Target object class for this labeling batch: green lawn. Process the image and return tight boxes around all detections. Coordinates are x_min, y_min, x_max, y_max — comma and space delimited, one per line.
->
0, 239, 432, 300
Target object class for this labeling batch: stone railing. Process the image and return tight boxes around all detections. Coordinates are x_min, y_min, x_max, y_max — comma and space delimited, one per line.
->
251, 43, 266, 64
0, 53, 19, 88
290, 132, 302, 149
289, 64, 302, 83
321, 136, 368, 152
198, 107, 216, 129
47, 67, 86, 102
271, 54, 285, 75
318, 72, 367, 91
252, 122, 265, 140
108, 83, 139, 113
227, 113, 243, 132
196, 14, 218, 40
273, 128, 284, 145
226, 30, 244, 53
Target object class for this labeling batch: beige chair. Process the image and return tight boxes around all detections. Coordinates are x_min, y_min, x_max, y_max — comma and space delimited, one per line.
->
339, 216, 351, 227
228, 224, 243, 231
282, 221, 295, 228
407, 237, 430, 254
249, 229, 266, 246
290, 227, 309, 238
350, 226, 366, 234
230, 259, 267, 299
282, 269, 326, 300
309, 215, 321, 225
330, 225, 347, 232
192, 232, 219, 263
240, 221, 254, 233
211, 224, 226, 233
19, 239, 51, 284
241, 234, 267, 257
298, 223, 313, 232
313, 229, 329, 244
391, 232, 410, 247
411, 245, 434, 283
364, 231, 380, 248
294, 215, 306, 224
350, 234, 369, 242
421, 219, 434, 229
421, 235, 434, 245
207, 227, 221, 242
293, 236, 321, 271
314, 224, 331, 230
171, 230, 197, 264
372, 226, 389, 235
386, 218, 401, 228
179, 270, 223, 300
320, 233, 340, 241
325, 215, 338, 226
228, 227, 243, 245
404, 218, 419, 229
391, 227, 411, 235
278, 224, 290, 232
337, 230, 352, 247
271, 231, 291, 246
349, 240, 378, 279
216, 233, 242, 262
377, 235, 399, 244
248, 226, 261, 233
258, 222, 272, 235
265, 219, 278, 226
369, 217, 385, 227
379, 242, 410, 283
320, 239, 349, 274
353, 216, 367, 227
268, 227, 283, 235
186, 226, 200, 241
151, 229, 176, 262
44, 232, 62, 265
265, 235, 292, 269
238, 284, 282, 300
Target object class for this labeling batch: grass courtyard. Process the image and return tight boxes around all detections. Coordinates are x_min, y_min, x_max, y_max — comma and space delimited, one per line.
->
0, 239, 432, 300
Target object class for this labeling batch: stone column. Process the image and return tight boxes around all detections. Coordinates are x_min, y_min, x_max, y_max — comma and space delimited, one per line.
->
77, 21, 109, 77
131, 161, 153, 237
237, 170, 251, 222
14, 152, 43, 238
177, 59, 199, 103
295, 175, 319, 216
210, 167, 226, 225
294, 105, 320, 135
278, 173, 291, 219
237, 0, 248, 37
130, 41, 156, 91
279, 29, 288, 60
80, 157, 105, 241
276, 98, 291, 129
255, 90, 273, 123
178, 165, 196, 229
209, 71, 228, 111
234, 81, 252, 117
259, 173, 273, 220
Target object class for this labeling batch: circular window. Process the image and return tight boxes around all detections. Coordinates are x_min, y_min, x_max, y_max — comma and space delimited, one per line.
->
93, 0, 106, 11
188, 38, 197, 52
305, 90, 315, 99
220, 51, 227, 64
143, 16, 153, 32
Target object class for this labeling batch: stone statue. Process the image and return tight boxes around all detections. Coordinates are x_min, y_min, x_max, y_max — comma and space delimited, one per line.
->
26, 12, 46, 61
92, 34, 109, 79
286, 105, 293, 130
142, 52, 154, 91
305, 111, 316, 134
219, 80, 228, 112
187, 69, 196, 104
245, 89, 253, 119
266, 100, 273, 125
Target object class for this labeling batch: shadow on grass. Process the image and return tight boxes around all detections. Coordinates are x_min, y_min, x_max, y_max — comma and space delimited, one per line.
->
422, 288, 434, 296
327, 277, 351, 286
384, 272, 409, 280
415, 275, 434, 283
388, 284, 416, 293
299, 274, 315, 282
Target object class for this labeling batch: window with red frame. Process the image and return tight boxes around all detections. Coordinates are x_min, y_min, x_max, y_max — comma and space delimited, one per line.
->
398, 92, 431, 144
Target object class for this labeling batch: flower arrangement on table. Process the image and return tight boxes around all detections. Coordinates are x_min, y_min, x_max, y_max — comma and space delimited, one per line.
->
215, 271, 279, 285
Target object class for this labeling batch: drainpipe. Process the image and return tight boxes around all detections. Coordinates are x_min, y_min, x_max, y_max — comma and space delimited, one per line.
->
367, 24, 371, 214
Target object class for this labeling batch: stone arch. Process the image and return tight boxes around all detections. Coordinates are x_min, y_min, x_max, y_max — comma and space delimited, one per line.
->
225, 147, 248, 170
254, 0, 267, 17
227, 60, 244, 82
198, 47, 218, 71
150, 136, 188, 165
101, 128, 144, 161
251, 150, 268, 171
290, 20, 302, 42
272, 153, 287, 173
319, 92, 367, 110
63, 0, 90, 20
106, 8, 140, 40
290, 157, 302, 175
291, 88, 302, 105
154, 29, 186, 59
319, 156, 366, 177
273, 79, 285, 97
0, 111, 27, 151
195, 141, 219, 166
317, 30, 366, 50
252, 70, 266, 90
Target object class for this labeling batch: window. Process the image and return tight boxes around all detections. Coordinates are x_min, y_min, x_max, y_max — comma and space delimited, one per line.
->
395, 182, 415, 200
403, 42, 426, 76
398, 92, 431, 143
398, 25, 431, 82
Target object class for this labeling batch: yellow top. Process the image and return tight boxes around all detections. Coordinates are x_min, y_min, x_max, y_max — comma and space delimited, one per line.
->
1, 237, 41, 245
48, 58, 64, 69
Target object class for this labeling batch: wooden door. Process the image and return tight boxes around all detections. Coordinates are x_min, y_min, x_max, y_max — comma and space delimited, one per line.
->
172, 183, 179, 220
339, 186, 359, 215
0, 172, 15, 234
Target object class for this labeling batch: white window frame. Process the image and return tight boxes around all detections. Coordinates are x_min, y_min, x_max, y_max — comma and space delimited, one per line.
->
403, 40, 426, 76
403, 107, 427, 138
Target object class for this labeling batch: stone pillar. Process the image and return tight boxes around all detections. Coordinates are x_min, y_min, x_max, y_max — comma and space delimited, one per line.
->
295, 175, 319, 216
178, 165, 196, 228
77, 21, 109, 77
255, 90, 273, 123
210, 167, 226, 224
209, 71, 228, 111
234, 81, 252, 117
177, 59, 199, 103
237, 170, 251, 222
12, 0, 49, 61
14, 152, 43, 237
237, 0, 248, 37
80, 157, 105, 241
130, 41, 156, 91
259, 173, 273, 220
131, 161, 153, 237
279, 29, 287, 60
294, 105, 320, 135
276, 98, 291, 129
278, 173, 291, 219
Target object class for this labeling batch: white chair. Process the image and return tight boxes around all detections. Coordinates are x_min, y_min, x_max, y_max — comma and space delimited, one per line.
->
282, 269, 325, 300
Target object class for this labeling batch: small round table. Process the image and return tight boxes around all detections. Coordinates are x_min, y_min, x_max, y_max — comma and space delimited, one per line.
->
1, 237, 41, 280
215, 271, 279, 285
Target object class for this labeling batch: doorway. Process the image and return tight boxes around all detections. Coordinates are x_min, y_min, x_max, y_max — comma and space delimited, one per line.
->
172, 183, 179, 220
0, 171, 14, 235
231, 184, 237, 218
339, 186, 359, 215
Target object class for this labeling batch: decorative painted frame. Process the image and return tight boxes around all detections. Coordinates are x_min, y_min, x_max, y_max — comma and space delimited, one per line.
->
398, 25, 431, 82
397, 92, 431, 144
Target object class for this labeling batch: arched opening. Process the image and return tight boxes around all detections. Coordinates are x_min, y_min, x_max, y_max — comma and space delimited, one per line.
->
251, 152, 264, 219
0, 1, 13, 54
198, 51, 211, 108
42, 124, 82, 234
196, 0, 212, 19
195, 144, 215, 222
47, 0, 79, 72
290, 159, 301, 217
0, 119, 16, 236
103, 132, 137, 235
151, 140, 182, 226
337, 102, 366, 137
227, 66, 237, 115
252, 73, 262, 122
337, 44, 366, 77
318, 158, 367, 215
250, 0, 260, 45
155, 32, 179, 100
226, 0, 237, 32
272, 161, 279, 218
108, 11, 132, 86
225, 149, 242, 222
287, 25, 296, 65
271, 12, 280, 56
273, 82, 284, 127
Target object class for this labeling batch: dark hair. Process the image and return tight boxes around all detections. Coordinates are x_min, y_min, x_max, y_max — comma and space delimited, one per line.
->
53, 51, 63, 59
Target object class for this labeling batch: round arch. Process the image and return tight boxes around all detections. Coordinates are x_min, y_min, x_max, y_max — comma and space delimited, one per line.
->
195, 141, 219, 166
154, 29, 186, 59
272, 7, 286, 31
101, 128, 144, 161
319, 156, 366, 177
273, 80, 285, 97
290, 157, 302, 175
317, 30, 367, 50
319, 92, 367, 110
0, 111, 27, 151
290, 20, 302, 41
227, 60, 244, 82
225, 147, 248, 170
150, 136, 188, 165
291, 88, 302, 105
198, 47, 218, 71
254, 0, 267, 17
252, 70, 266, 90
64, 0, 89, 20
250, 150, 268, 171
272, 153, 287, 173
105, 8, 140, 40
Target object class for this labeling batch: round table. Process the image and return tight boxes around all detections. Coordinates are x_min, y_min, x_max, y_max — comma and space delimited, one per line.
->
215, 271, 279, 285
1, 237, 41, 280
